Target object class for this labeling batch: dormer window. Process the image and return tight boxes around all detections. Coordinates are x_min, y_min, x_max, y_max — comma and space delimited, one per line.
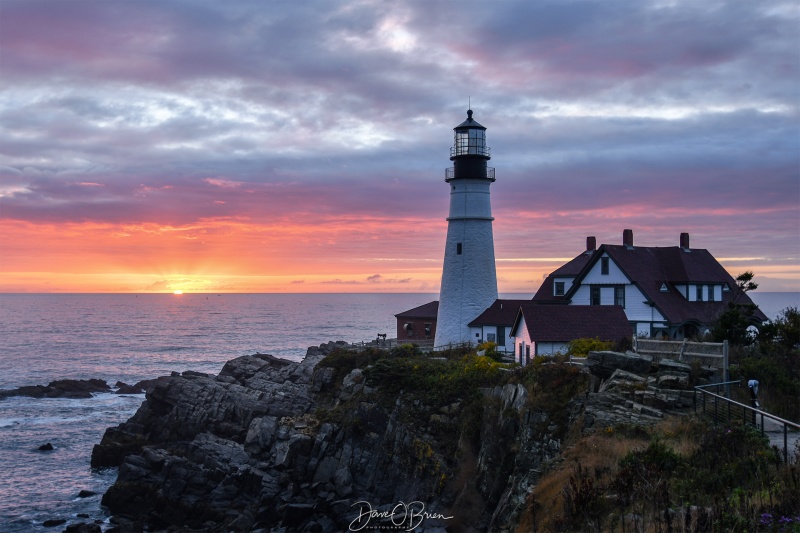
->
554, 281, 565, 296
601, 257, 609, 275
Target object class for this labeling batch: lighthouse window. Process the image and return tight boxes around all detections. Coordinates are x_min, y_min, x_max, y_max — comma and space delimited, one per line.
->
456, 243, 462, 255
454, 129, 486, 156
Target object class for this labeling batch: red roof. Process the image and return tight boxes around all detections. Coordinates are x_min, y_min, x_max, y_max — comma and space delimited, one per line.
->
583, 245, 767, 324
536, 243, 767, 325
468, 299, 530, 326
533, 252, 591, 302
395, 300, 439, 319
513, 304, 631, 342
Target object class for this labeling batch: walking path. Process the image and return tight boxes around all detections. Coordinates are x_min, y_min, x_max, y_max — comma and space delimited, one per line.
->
761, 417, 800, 462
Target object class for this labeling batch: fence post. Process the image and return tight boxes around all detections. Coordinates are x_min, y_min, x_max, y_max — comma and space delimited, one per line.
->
679, 338, 687, 361
723, 340, 730, 397
784, 425, 789, 465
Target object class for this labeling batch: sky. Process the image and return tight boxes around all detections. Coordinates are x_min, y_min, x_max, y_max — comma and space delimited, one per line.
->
0, 0, 798, 294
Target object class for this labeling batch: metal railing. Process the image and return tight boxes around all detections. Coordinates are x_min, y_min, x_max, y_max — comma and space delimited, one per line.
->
450, 145, 491, 158
694, 380, 800, 464
445, 166, 495, 181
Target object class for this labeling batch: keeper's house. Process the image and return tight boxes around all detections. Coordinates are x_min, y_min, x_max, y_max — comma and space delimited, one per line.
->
533, 230, 767, 340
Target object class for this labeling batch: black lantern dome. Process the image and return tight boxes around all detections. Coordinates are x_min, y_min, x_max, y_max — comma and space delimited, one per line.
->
446, 109, 495, 182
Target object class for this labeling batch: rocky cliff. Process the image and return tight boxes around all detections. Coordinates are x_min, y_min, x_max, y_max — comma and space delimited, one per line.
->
92, 345, 705, 532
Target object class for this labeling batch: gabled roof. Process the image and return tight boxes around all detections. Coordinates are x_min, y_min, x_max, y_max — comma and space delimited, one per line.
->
562, 244, 767, 325
511, 304, 631, 342
533, 252, 591, 302
395, 301, 439, 319
468, 299, 530, 327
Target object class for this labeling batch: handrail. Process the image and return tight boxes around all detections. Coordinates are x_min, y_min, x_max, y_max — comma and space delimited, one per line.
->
694, 380, 800, 464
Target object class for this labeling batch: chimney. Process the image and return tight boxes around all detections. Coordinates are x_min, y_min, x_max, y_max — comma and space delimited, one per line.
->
586, 236, 596, 252
623, 229, 633, 248
680, 232, 690, 249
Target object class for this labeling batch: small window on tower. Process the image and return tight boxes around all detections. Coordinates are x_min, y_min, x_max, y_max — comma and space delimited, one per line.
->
457, 243, 463, 255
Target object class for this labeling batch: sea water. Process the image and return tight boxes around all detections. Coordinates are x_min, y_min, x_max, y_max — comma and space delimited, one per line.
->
0, 293, 443, 531
0, 292, 796, 531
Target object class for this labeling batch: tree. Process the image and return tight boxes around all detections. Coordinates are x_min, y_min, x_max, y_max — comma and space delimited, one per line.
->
711, 271, 761, 346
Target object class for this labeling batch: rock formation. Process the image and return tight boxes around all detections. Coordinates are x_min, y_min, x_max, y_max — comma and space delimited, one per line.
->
92, 345, 707, 532
0, 379, 111, 399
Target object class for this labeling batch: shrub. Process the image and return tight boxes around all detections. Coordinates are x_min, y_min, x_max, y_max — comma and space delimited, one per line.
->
567, 337, 613, 357
391, 343, 420, 357
477, 341, 502, 361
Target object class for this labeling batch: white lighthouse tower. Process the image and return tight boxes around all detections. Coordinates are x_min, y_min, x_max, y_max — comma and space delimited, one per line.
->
434, 109, 498, 348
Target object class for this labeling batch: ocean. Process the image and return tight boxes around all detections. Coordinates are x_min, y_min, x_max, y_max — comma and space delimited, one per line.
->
0, 291, 797, 531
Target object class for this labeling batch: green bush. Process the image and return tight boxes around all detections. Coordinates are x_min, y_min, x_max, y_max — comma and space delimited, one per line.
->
567, 337, 613, 357
477, 341, 502, 362
390, 343, 420, 357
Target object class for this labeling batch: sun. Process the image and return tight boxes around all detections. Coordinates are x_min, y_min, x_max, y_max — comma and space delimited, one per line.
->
173, 290, 184, 295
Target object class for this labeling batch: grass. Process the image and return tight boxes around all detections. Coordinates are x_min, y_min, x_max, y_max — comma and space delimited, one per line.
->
520, 416, 800, 532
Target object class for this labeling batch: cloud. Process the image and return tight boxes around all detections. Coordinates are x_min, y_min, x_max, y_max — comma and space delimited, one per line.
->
0, 0, 796, 292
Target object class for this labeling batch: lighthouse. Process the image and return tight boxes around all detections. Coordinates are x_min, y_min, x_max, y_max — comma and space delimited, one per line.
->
434, 109, 498, 348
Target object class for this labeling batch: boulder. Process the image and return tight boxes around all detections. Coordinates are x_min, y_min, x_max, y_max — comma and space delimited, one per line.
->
599, 369, 647, 393
585, 351, 652, 380
657, 373, 690, 390
114, 382, 143, 395
1, 379, 110, 399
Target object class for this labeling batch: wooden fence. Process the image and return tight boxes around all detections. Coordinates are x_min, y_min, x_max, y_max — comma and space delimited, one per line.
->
632, 337, 728, 368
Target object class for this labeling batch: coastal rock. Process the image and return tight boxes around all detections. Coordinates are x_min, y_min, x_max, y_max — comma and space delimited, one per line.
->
585, 351, 652, 380
63, 523, 101, 533
38, 443, 54, 451
0, 379, 111, 399
94, 342, 705, 532
114, 382, 143, 395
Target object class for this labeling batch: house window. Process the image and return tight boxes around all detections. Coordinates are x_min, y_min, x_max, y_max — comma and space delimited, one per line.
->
614, 286, 625, 307
424, 323, 431, 338
590, 286, 601, 305
487, 333, 496, 343
707, 286, 715, 302
497, 326, 506, 346
456, 243, 462, 255
696, 285, 703, 301
554, 281, 565, 296
601, 257, 609, 275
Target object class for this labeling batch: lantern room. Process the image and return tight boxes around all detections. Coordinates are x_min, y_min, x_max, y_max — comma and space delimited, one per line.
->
446, 109, 495, 182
